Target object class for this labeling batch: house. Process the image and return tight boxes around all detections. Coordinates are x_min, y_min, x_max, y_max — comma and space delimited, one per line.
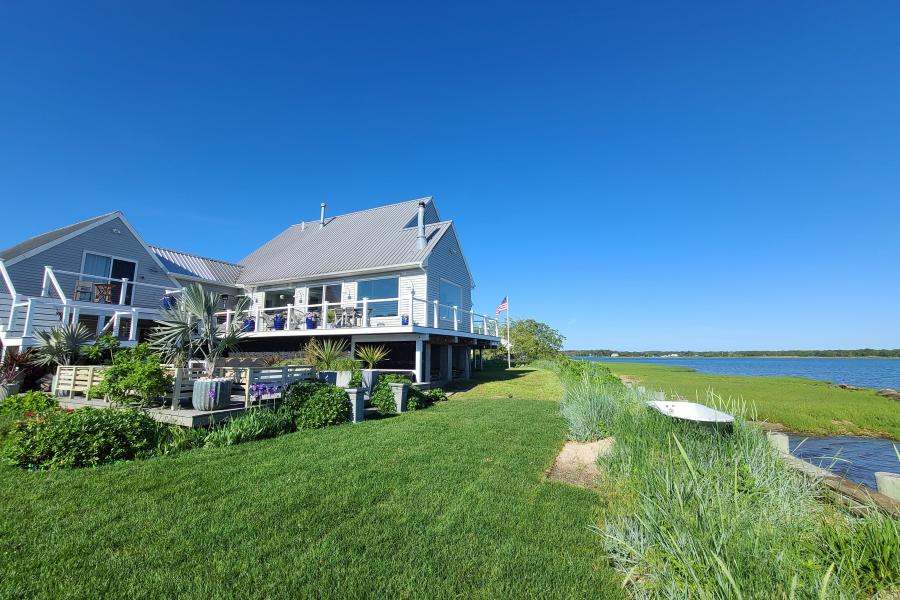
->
0, 197, 500, 384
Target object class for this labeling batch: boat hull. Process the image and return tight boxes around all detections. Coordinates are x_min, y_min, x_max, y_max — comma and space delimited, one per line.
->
646, 400, 735, 431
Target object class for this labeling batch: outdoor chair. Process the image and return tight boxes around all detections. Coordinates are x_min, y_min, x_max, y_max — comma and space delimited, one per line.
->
73, 281, 94, 302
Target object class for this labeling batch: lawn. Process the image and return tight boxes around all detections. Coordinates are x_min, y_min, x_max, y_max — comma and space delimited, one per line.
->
599, 361, 900, 440
0, 367, 620, 599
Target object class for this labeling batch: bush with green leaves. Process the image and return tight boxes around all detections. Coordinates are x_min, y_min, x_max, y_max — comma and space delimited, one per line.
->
369, 373, 410, 415
154, 423, 207, 455
282, 382, 351, 429
406, 385, 448, 411
81, 335, 121, 365
0, 391, 57, 417
90, 344, 172, 406
2, 408, 158, 469
204, 408, 295, 448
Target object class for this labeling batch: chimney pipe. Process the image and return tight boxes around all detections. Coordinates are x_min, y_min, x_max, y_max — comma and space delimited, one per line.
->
416, 201, 426, 250
320, 202, 326, 228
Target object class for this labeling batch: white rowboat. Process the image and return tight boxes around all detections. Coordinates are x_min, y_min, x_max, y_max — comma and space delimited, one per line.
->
646, 400, 735, 430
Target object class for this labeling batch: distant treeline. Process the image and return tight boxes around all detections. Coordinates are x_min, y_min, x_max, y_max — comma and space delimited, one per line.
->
564, 349, 900, 358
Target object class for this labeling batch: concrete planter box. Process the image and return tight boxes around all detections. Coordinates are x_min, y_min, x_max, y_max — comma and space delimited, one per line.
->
361, 370, 379, 394
335, 370, 353, 388
344, 388, 365, 423
191, 378, 233, 411
0, 382, 21, 402
389, 383, 409, 413
318, 371, 338, 385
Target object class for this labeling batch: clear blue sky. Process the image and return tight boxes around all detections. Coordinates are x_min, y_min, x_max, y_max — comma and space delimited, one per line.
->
1, 2, 898, 350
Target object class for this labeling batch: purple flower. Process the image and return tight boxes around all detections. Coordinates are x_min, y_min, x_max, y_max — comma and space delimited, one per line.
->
208, 388, 216, 401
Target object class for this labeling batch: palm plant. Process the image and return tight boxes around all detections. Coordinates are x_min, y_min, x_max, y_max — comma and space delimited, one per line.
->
304, 338, 349, 370
149, 284, 250, 378
32, 322, 93, 367
356, 344, 390, 370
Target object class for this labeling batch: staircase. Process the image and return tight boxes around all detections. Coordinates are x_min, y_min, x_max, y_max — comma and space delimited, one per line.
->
0, 293, 66, 350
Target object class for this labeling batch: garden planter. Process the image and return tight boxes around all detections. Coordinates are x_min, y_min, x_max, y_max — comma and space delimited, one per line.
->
191, 378, 233, 411
306, 318, 317, 329
0, 382, 21, 402
318, 370, 338, 385
242, 319, 255, 332
335, 370, 353, 388
389, 383, 409, 413
344, 388, 365, 422
361, 369, 379, 394
401, 315, 409, 326
273, 315, 285, 330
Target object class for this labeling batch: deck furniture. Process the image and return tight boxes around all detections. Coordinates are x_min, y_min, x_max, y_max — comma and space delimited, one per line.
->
73, 281, 95, 302
92, 283, 115, 304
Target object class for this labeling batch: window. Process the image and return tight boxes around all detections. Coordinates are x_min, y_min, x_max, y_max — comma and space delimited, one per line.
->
82, 252, 137, 305
264, 289, 295, 308
357, 277, 399, 317
439, 279, 462, 321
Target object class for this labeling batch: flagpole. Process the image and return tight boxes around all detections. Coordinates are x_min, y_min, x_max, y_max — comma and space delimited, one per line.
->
506, 296, 511, 369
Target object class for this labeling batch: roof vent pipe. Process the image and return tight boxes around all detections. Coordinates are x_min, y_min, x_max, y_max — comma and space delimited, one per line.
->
416, 201, 426, 250
320, 203, 326, 228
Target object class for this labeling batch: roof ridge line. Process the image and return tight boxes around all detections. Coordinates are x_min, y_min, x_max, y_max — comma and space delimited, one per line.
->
285, 196, 433, 227
149, 244, 244, 267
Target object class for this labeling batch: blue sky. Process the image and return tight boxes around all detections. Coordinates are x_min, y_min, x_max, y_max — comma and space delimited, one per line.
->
1, 2, 898, 350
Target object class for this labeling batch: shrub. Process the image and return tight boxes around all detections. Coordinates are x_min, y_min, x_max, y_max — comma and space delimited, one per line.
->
407, 386, 448, 411
0, 391, 57, 417
282, 382, 351, 429
369, 374, 411, 415
204, 408, 294, 448
90, 345, 172, 406
3, 408, 157, 469
154, 424, 207, 455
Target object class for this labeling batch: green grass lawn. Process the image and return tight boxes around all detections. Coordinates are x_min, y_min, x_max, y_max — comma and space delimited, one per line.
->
448, 364, 564, 401
600, 361, 900, 440
0, 367, 620, 599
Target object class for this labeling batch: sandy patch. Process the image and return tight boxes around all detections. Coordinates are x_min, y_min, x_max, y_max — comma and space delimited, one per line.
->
547, 438, 614, 488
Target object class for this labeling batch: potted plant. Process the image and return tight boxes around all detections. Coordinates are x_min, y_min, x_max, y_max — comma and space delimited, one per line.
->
306, 338, 349, 384
401, 314, 409, 326
355, 344, 390, 392
242, 317, 255, 332
273, 312, 285, 331
150, 284, 251, 411
305, 311, 318, 330
0, 353, 26, 401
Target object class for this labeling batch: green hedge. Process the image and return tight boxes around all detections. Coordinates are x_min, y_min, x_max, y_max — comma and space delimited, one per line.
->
282, 382, 351, 429
0, 391, 57, 417
3, 408, 158, 469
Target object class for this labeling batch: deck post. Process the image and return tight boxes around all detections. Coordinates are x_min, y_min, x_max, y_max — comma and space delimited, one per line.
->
323, 300, 329, 329
446, 344, 454, 382
119, 278, 128, 305
172, 368, 183, 410
407, 290, 415, 326
414, 338, 423, 383
225, 310, 232, 332
111, 312, 120, 337
453, 306, 458, 331
362, 298, 369, 328
433, 301, 438, 328
286, 305, 292, 330
469, 311, 474, 333
129, 309, 138, 341
463, 348, 471, 379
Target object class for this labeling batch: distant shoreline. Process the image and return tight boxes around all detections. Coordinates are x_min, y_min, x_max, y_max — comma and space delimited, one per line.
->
565, 351, 900, 359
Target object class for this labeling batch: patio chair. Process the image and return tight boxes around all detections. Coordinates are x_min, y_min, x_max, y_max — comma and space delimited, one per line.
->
73, 281, 94, 302
259, 313, 276, 332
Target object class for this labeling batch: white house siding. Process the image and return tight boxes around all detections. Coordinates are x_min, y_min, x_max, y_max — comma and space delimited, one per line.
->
4, 217, 177, 310
425, 226, 473, 331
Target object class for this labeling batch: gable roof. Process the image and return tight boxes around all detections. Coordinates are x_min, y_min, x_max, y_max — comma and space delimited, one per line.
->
0, 212, 119, 262
238, 197, 451, 285
148, 246, 243, 286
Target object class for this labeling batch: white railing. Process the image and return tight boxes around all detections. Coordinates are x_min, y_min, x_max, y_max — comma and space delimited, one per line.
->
225, 292, 501, 337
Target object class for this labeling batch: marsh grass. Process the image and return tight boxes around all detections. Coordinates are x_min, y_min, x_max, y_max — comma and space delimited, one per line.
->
552, 360, 900, 598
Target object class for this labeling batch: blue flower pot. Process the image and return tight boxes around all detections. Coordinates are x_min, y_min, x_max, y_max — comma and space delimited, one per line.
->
401, 315, 409, 326
273, 315, 285, 330
242, 319, 255, 332
306, 318, 317, 329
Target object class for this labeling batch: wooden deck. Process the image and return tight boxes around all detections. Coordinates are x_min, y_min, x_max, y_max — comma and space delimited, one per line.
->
58, 396, 260, 427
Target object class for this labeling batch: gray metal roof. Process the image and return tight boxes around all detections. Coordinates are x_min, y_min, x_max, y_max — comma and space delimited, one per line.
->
237, 197, 451, 285
148, 245, 244, 286
0, 212, 118, 261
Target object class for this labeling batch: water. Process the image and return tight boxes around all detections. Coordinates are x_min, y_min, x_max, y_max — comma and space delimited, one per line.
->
788, 435, 898, 489
584, 357, 900, 390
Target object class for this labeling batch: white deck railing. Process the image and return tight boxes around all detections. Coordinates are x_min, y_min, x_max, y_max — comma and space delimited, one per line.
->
218, 291, 501, 337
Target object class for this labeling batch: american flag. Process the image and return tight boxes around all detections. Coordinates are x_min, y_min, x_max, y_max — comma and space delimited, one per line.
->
495, 296, 508, 317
